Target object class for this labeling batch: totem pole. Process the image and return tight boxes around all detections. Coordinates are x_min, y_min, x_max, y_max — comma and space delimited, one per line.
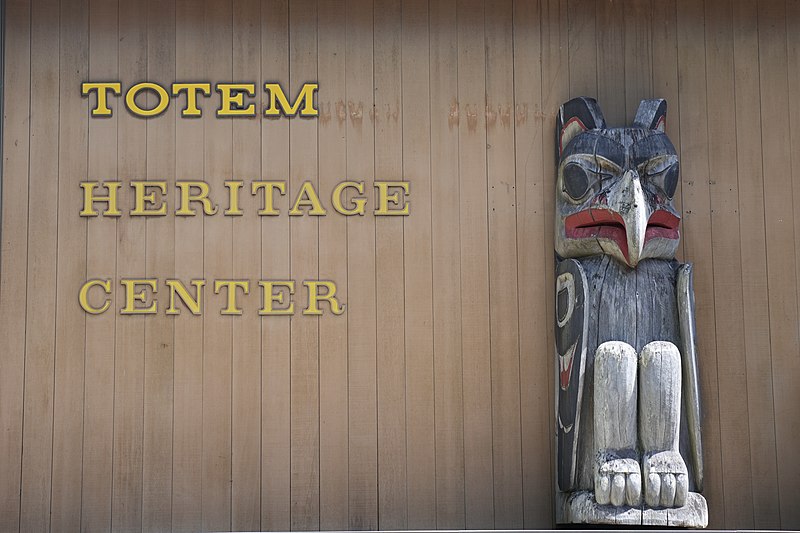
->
554, 97, 708, 527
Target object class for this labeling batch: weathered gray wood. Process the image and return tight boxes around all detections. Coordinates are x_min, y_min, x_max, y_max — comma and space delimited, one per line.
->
593, 341, 639, 507
677, 263, 704, 491
555, 97, 707, 527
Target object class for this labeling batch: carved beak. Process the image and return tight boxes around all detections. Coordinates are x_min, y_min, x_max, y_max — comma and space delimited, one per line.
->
608, 169, 648, 267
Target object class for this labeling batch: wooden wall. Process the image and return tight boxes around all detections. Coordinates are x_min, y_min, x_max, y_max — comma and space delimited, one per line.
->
1, 0, 799, 530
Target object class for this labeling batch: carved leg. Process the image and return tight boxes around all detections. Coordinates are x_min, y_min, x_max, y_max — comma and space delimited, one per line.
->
594, 341, 641, 507
639, 341, 688, 508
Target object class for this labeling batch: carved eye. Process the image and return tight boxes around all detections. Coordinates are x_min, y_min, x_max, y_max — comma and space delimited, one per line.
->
562, 162, 591, 201
646, 161, 679, 199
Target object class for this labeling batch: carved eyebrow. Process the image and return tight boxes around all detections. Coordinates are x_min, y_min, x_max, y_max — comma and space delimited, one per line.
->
631, 133, 677, 165
592, 134, 626, 168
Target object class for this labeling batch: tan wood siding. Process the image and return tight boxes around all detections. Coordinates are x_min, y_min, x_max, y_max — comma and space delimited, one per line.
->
1, 1, 799, 529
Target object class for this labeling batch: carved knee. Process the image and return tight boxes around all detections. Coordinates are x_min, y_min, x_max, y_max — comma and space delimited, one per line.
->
639, 341, 681, 453
594, 341, 638, 452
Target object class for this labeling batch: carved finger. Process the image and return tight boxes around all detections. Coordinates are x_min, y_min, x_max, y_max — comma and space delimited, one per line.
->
626, 472, 641, 507
595, 474, 611, 505
661, 473, 677, 507
645, 473, 661, 508
675, 473, 689, 507
610, 474, 626, 507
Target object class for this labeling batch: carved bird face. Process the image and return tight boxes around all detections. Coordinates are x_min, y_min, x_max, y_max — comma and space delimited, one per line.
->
555, 97, 681, 268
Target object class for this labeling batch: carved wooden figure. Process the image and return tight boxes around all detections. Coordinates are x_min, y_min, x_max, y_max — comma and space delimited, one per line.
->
554, 97, 708, 527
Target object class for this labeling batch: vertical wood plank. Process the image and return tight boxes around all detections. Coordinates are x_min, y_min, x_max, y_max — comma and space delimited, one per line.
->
50, 0, 89, 528
732, 2, 780, 527
401, 1, 437, 527
142, 0, 176, 529
80, 0, 116, 530
623, 0, 653, 122
346, 0, 378, 528
457, 1, 494, 527
596, 0, 625, 125
373, 0, 407, 528
567, 0, 597, 99
757, 2, 800, 528
19, 0, 60, 529
111, 0, 147, 529
485, 1, 523, 527
288, 0, 321, 529
512, 0, 553, 527
430, 0, 466, 527
201, 0, 233, 529
676, 0, 724, 526
260, 1, 292, 529
171, 1, 205, 530
318, 1, 350, 529
230, 0, 262, 530
704, 0, 754, 526
0, 0, 32, 530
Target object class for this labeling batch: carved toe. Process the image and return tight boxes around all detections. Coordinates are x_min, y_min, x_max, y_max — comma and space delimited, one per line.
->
595, 456, 641, 508
643, 450, 688, 509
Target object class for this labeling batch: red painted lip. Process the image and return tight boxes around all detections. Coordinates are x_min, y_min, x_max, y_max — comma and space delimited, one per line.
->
644, 209, 681, 244
565, 208, 681, 263
565, 208, 630, 261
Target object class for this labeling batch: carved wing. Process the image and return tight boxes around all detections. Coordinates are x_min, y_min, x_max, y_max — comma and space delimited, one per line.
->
677, 263, 704, 491
555, 258, 589, 491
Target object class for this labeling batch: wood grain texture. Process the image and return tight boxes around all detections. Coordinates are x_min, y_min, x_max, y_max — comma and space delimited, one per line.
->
758, 2, 800, 528
457, 1, 494, 527
260, 1, 292, 530
80, 0, 116, 530
430, 0, 466, 527
1, 1, 799, 529
142, 0, 176, 529
345, 0, 378, 529
1, 1, 32, 531
318, 0, 350, 529
703, 0, 753, 526
374, 0, 407, 528
50, 0, 89, 529
171, 1, 205, 530
231, 0, 262, 529
20, 0, 60, 530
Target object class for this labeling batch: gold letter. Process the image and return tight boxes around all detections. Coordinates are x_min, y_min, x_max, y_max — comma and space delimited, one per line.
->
131, 181, 167, 216
264, 83, 319, 117
165, 279, 205, 315
172, 82, 211, 117
214, 280, 250, 315
120, 279, 158, 314
79, 279, 112, 314
80, 181, 122, 217
303, 281, 345, 315
289, 181, 327, 216
259, 281, 295, 315
251, 181, 286, 215
217, 83, 256, 116
176, 181, 218, 216
125, 82, 170, 117
224, 181, 244, 216
332, 181, 367, 216
82, 82, 121, 116
374, 181, 410, 215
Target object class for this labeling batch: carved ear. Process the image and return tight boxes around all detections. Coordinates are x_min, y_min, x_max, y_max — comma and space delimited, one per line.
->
633, 99, 667, 132
556, 97, 606, 159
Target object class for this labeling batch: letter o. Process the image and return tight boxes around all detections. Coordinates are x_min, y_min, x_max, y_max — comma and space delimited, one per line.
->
125, 82, 170, 117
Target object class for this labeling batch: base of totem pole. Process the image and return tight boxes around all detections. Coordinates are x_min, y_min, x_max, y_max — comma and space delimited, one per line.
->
560, 490, 708, 528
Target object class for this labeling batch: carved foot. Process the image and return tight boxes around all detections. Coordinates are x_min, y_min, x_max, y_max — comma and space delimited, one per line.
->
595, 455, 641, 507
643, 450, 688, 508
